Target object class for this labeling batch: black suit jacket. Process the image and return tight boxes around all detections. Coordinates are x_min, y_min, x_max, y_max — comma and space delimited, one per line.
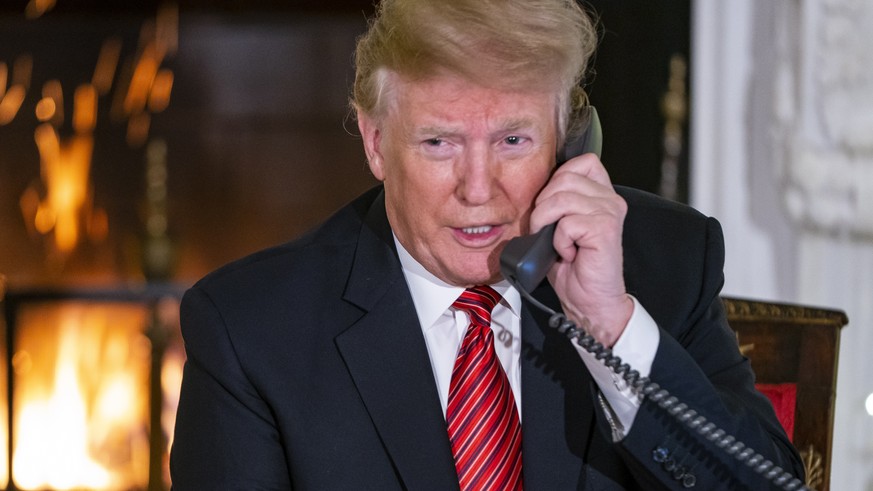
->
170, 186, 802, 490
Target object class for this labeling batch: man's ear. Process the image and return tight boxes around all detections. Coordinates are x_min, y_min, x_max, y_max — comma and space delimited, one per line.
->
357, 111, 385, 181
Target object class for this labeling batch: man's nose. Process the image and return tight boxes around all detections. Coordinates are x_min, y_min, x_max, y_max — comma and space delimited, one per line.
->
455, 145, 498, 205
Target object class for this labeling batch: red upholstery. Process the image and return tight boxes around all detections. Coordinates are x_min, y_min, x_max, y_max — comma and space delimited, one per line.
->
756, 383, 797, 442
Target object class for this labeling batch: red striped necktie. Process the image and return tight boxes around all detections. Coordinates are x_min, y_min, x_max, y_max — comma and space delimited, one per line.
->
447, 285, 523, 490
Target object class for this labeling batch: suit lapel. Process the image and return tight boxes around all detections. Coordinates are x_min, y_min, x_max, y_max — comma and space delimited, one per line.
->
520, 286, 595, 489
335, 192, 459, 490
334, 191, 600, 489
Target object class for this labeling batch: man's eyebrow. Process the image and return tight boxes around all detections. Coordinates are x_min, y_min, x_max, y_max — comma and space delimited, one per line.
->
417, 125, 448, 134
499, 117, 539, 133
415, 119, 538, 135
415, 125, 462, 137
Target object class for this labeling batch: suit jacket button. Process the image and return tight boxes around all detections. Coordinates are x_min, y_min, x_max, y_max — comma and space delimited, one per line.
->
672, 466, 686, 480
662, 458, 677, 472
682, 473, 696, 488
652, 446, 670, 463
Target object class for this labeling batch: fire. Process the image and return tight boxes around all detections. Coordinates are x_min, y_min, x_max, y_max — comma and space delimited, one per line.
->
30, 83, 97, 256
12, 302, 152, 490
157, 297, 184, 464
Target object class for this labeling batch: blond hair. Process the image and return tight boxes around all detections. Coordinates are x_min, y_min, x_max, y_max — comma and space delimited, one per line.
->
352, 0, 598, 141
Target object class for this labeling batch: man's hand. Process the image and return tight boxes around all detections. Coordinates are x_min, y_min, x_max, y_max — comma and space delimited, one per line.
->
529, 153, 634, 347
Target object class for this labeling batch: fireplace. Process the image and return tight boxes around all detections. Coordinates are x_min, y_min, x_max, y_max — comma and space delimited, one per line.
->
1, 284, 185, 491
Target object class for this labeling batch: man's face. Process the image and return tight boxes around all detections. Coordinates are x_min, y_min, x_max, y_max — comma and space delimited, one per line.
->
359, 72, 557, 286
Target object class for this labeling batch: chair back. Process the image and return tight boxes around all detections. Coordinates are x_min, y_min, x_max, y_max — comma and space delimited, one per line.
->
722, 296, 847, 491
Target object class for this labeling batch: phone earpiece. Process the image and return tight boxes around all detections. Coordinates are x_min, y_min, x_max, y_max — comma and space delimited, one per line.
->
499, 106, 602, 292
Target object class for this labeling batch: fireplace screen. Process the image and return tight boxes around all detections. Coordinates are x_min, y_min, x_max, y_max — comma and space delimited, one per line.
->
1, 287, 184, 491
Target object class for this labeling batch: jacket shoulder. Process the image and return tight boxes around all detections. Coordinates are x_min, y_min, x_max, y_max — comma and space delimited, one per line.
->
616, 186, 725, 329
617, 185, 710, 228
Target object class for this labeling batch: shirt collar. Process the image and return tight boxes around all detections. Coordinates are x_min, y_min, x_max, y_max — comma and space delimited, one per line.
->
393, 235, 522, 330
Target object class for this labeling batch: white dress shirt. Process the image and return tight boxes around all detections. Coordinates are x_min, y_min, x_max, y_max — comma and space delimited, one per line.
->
394, 237, 660, 437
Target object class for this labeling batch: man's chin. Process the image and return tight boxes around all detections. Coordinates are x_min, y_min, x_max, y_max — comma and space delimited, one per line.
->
443, 267, 503, 287
436, 249, 504, 286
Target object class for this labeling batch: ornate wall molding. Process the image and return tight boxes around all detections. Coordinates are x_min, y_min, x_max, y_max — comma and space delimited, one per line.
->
772, 0, 873, 238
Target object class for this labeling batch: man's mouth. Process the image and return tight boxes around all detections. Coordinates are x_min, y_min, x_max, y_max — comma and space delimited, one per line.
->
453, 224, 503, 246
461, 225, 493, 235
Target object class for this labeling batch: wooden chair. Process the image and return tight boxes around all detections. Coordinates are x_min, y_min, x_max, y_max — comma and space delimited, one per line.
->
722, 296, 847, 491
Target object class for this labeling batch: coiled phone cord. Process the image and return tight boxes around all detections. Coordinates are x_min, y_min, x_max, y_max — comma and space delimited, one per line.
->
517, 289, 811, 491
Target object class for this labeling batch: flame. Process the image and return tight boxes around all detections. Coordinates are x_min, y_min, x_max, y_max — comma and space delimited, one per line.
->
154, 296, 184, 484
0, 55, 33, 125
33, 125, 94, 253
124, 43, 161, 117
0, 85, 26, 125
25, 0, 57, 19
42, 79, 64, 126
92, 38, 122, 96
12, 302, 152, 490
148, 68, 174, 113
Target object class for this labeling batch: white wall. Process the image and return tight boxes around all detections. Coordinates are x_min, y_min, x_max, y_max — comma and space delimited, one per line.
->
692, 1, 873, 489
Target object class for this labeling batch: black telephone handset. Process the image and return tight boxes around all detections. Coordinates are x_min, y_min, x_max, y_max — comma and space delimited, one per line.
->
500, 106, 602, 293
498, 107, 809, 491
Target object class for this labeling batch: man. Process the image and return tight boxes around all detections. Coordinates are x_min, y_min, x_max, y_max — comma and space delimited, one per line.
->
171, 0, 803, 489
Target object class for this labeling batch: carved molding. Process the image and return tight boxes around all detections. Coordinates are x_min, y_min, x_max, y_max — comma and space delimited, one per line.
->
722, 297, 849, 326
772, 0, 873, 238
800, 444, 825, 490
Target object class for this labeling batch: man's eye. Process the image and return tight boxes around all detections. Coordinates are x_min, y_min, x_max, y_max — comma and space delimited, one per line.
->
505, 136, 521, 145
425, 138, 443, 146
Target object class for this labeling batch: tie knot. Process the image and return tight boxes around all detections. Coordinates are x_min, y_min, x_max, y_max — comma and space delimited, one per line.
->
452, 285, 501, 326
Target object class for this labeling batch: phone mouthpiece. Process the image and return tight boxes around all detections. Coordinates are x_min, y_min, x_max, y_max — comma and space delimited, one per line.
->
499, 223, 558, 293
